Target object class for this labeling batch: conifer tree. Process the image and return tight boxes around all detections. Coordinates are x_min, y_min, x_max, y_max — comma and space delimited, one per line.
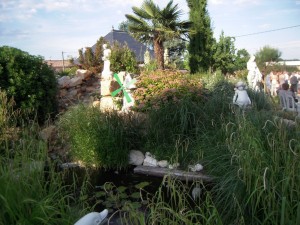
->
187, 0, 214, 73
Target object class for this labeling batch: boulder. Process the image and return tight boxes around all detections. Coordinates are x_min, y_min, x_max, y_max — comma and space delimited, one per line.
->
58, 76, 71, 88
157, 160, 169, 168
129, 150, 144, 166
69, 76, 83, 88
76, 69, 92, 80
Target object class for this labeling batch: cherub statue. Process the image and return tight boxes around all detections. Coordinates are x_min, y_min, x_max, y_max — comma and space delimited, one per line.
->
233, 81, 251, 109
101, 44, 112, 79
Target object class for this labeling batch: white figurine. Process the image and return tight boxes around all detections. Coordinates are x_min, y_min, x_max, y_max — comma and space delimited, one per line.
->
74, 209, 108, 225
247, 55, 262, 91
101, 44, 112, 79
233, 81, 251, 109
143, 152, 157, 167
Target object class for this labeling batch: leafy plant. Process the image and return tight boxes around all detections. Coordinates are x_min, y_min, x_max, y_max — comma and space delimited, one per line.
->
133, 70, 206, 111
110, 42, 138, 74
0, 46, 58, 123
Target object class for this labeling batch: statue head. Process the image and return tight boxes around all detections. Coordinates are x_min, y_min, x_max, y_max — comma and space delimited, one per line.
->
235, 81, 246, 90
250, 55, 255, 62
103, 44, 107, 49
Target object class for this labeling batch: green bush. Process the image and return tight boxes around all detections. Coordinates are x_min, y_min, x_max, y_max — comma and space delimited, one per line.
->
110, 42, 138, 74
133, 70, 206, 111
0, 46, 58, 122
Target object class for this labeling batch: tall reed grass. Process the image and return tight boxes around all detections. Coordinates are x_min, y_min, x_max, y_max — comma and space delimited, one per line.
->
0, 90, 91, 225
58, 104, 144, 169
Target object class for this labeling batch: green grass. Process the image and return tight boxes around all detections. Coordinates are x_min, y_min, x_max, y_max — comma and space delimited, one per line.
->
58, 104, 144, 169
0, 90, 91, 225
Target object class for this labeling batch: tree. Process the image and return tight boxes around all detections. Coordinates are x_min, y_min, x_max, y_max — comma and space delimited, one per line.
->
212, 31, 236, 75
255, 45, 282, 68
234, 48, 250, 71
84, 47, 95, 68
118, 20, 129, 32
125, 0, 190, 69
164, 39, 187, 69
187, 0, 214, 73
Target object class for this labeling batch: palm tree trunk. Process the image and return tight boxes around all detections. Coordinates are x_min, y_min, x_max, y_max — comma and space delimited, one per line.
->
154, 38, 164, 70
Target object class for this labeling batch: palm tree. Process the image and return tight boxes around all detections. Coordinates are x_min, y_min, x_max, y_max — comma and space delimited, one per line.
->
125, 0, 190, 69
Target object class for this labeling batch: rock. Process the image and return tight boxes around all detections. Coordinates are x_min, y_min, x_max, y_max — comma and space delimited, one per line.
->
188, 163, 204, 172
143, 152, 157, 167
40, 125, 56, 142
69, 76, 83, 88
100, 96, 118, 111
129, 150, 144, 166
58, 76, 71, 88
76, 69, 91, 80
92, 101, 100, 108
157, 160, 169, 168
168, 163, 180, 170
60, 162, 81, 169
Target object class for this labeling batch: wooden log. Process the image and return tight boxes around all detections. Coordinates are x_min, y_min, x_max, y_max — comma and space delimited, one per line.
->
133, 166, 213, 182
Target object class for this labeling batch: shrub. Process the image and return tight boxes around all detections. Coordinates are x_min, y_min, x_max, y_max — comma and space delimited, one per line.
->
110, 42, 138, 74
133, 70, 206, 111
0, 46, 58, 123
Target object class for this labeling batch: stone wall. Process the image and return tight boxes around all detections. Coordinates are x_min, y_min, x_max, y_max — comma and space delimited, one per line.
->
57, 69, 100, 112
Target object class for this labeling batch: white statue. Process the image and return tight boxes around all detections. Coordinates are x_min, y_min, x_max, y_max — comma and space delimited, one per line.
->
233, 81, 251, 109
247, 55, 262, 91
74, 209, 108, 225
164, 48, 169, 65
144, 49, 151, 65
101, 44, 112, 79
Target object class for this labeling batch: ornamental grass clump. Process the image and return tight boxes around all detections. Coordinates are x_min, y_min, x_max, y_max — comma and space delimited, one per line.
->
58, 104, 144, 169
133, 70, 207, 111
0, 92, 90, 225
203, 110, 300, 225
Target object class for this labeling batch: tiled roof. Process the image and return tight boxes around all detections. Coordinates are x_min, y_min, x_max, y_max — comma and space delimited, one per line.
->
92, 29, 154, 62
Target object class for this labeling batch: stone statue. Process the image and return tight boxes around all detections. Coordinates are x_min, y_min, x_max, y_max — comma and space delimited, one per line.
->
102, 44, 112, 79
74, 209, 108, 225
247, 55, 262, 91
233, 81, 251, 109
164, 48, 169, 65
144, 49, 151, 65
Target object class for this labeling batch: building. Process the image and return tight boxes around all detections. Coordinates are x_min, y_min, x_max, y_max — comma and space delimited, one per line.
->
92, 29, 154, 62
45, 59, 73, 72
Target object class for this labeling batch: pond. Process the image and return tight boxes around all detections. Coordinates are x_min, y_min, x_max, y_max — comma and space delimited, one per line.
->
64, 165, 210, 224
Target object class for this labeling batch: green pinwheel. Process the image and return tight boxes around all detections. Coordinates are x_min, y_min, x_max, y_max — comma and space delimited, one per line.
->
111, 73, 136, 103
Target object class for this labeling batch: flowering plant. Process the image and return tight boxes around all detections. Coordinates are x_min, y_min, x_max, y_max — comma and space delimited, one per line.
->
133, 70, 206, 111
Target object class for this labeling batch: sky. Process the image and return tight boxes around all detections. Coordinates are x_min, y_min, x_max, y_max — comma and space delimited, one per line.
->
1, 0, 300, 60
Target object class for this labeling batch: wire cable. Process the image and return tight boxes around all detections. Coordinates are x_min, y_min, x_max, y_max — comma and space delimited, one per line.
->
231, 24, 300, 38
